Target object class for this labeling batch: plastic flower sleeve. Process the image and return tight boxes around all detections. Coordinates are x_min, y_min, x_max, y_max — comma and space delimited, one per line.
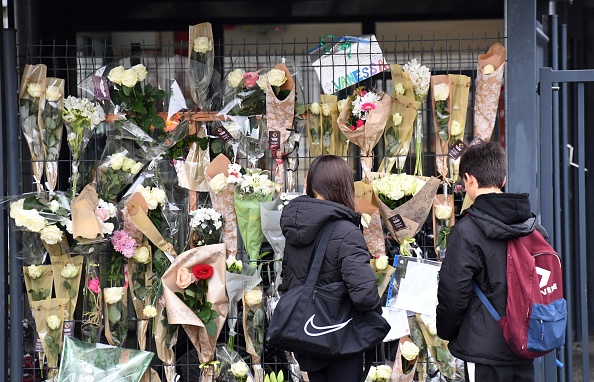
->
128, 242, 153, 351
40, 77, 65, 192
57, 336, 154, 382
189, 22, 215, 111
370, 257, 396, 297
96, 139, 144, 203
104, 286, 128, 347
430, 75, 453, 179
474, 43, 506, 141
417, 314, 465, 380
18, 64, 47, 193
154, 303, 179, 382
225, 263, 261, 351
175, 128, 210, 192
230, 115, 268, 168
30, 298, 67, 378
235, 190, 274, 262
318, 95, 338, 156
285, 116, 305, 193
307, 104, 322, 157
216, 344, 256, 382
433, 193, 455, 260
80, 243, 105, 344
447, 74, 471, 182
243, 287, 266, 381
354, 180, 386, 259
390, 336, 418, 382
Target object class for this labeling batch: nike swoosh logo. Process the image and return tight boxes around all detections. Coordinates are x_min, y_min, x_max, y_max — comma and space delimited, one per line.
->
303, 314, 352, 337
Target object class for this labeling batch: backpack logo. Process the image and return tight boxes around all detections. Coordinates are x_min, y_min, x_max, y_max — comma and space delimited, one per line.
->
303, 314, 352, 337
535, 266, 551, 288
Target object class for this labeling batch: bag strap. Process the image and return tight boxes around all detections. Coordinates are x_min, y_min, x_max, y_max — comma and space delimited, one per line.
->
304, 221, 337, 287
472, 282, 501, 321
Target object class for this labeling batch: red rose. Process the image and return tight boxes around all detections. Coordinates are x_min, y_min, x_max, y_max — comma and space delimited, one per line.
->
349, 125, 356, 131
192, 264, 214, 280
356, 119, 365, 128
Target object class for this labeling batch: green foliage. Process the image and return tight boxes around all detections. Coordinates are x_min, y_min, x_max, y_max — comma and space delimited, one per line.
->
111, 82, 166, 135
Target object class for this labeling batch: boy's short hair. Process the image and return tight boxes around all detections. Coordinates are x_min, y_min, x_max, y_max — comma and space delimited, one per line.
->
459, 141, 507, 188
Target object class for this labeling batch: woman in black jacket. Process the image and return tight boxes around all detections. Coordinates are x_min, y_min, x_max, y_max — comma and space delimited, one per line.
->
279, 155, 382, 382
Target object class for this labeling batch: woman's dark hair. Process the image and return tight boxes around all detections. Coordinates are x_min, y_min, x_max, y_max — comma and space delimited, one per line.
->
459, 141, 507, 188
306, 155, 356, 211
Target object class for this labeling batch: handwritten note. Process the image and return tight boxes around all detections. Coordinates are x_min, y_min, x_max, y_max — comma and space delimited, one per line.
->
382, 307, 410, 342
394, 261, 440, 316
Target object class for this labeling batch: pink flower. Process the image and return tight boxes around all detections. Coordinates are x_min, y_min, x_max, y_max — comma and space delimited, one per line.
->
349, 125, 356, 131
361, 103, 376, 112
111, 230, 138, 258
242, 72, 259, 88
95, 207, 109, 222
360, 90, 367, 96
356, 119, 365, 128
88, 278, 101, 294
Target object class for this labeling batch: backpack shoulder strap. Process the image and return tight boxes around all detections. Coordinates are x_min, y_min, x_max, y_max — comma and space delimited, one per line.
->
472, 282, 502, 321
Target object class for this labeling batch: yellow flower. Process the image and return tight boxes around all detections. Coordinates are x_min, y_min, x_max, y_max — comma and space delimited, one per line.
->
435, 205, 453, 220
337, 99, 347, 112
227, 69, 245, 88
375, 255, 389, 271
104, 287, 124, 305
193, 36, 213, 53
130, 162, 144, 175
108, 66, 125, 85
121, 69, 138, 88
40, 225, 63, 245
309, 102, 321, 115
230, 361, 249, 378
130, 64, 148, 82
376, 365, 392, 380
133, 246, 151, 264
266, 68, 287, 87
45, 86, 62, 102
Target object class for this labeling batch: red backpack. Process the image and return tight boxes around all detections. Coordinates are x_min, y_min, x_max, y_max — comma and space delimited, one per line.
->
473, 230, 567, 358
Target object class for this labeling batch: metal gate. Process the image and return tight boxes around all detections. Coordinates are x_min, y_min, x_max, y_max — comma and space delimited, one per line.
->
539, 67, 594, 382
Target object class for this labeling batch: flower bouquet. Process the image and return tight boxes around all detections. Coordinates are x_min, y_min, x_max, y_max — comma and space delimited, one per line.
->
390, 336, 419, 382
80, 243, 104, 344
236, 115, 268, 169
225, 257, 261, 351
431, 76, 453, 179
402, 59, 431, 176
30, 298, 67, 379
96, 146, 144, 203
370, 255, 395, 297
189, 22, 215, 111
307, 102, 322, 157
128, 242, 154, 351
161, 244, 228, 381
433, 194, 455, 260
365, 364, 392, 382
50, 254, 84, 333
337, 87, 391, 177
71, 184, 109, 241
447, 75, 471, 181
189, 207, 222, 248
216, 344, 255, 382
474, 43, 506, 141
354, 181, 385, 259
173, 129, 211, 192
206, 154, 239, 259
18, 64, 46, 193
233, 168, 279, 262
318, 97, 338, 156
243, 287, 266, 381
416, 314, 465, 380
23, 264, 54, 305
225, 68, 267, 117
57, 336, 154, 382
63, 96, 106, 198
39, 78, 65, 192
390, 63, 415, 99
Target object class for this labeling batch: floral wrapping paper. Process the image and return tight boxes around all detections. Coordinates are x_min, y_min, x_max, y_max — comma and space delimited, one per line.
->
474, 43, 506, 141
23, 264, 54, 307
30, 298, 67, 376
354, 180, 386, 259
430, 75, 453, 179
50, 254, 84, 322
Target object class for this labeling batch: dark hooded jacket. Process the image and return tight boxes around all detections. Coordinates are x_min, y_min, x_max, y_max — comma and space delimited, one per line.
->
436, 193, 548, 365
279, 195, 382, 371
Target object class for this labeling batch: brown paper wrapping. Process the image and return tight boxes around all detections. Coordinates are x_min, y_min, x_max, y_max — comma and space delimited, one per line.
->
72, 184, 103, 240
206, 154, 238, 258
390, 64, 415, 99
162, 243, 228, 364
177, 124, 210, 191
448, 75, 471, 182
379, 95, 421, 172
461, 193, 473, 213
266, 63, 296, 191
430, 76, 453, 179
23, 265, 54, 307
128, 243, 153, 351
40, 78, 65, 192
127, 194, 177, 256
432, 194, 455, 256
306, 109, 322, 158
337, 91, 391, 177
189, 22, 214, 109
155, 303, 178, 382
319, 95, 346, 157
374, 176, 440, 243
50, 255, 84, 321
19, 64, 47, 192
354, 181, 386, 259
140, 369, 161, 382
30, 298, 67, 373
369, 260, 395, 297
391, 336, 418, 382
474, 43, 506, 141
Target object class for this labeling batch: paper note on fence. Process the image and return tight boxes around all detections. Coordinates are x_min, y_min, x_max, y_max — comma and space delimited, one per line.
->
382, 306, 410, 342
394, 261, 440, 315
311, 35, 389, 94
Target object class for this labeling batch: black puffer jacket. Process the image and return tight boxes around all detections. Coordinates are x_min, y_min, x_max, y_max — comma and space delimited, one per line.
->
436, 193, 548, 365
279, 196, 382, 371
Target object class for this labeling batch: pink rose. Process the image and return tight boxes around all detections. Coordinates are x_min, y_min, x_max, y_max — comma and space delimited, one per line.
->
349, 125, 356, 131
95, 207, 109, 222
176, 268, 196, 289
356, 119, 365, 128
88, 278, 101, 294
242, 72, 259, 88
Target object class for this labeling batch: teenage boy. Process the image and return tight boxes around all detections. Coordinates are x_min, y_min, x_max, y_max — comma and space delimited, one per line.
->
436, 142, 546, 382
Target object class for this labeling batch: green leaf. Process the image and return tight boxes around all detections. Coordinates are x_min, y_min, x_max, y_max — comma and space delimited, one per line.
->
108, 305, 122, 323
185, 288, 196, 298
63, 280, 71, 289
204, 320, 217, 337
123, 86, 132, 97
209, 310, 219, 321
45, 335, 54, 347
278, 370, 284, 382
69, 287, 77, 299
198, 308, 211, 322
276, 89, 291, 101
197, 137, 209, 151
174, 291, 185, 301
23, 195, 38, 210
270, 372, 277, 382
210, 139, 224, 155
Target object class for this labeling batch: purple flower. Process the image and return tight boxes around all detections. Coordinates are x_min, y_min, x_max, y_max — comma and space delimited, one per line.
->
454, 184, 466, 194
111, 230, 138, 258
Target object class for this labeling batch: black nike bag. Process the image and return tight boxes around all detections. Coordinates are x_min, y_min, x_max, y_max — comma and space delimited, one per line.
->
266, 221, 391, 359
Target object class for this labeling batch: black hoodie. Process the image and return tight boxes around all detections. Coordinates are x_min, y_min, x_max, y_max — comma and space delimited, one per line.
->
279, 196, 382, 371
436, 193, 547, 365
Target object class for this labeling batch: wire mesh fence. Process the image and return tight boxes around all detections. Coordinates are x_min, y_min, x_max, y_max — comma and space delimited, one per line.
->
11, 33, 505, 381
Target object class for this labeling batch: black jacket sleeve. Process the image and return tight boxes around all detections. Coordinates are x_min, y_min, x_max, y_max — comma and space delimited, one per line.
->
436, 224, 481, 340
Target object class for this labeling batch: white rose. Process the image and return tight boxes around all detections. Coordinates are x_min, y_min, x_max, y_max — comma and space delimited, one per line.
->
122, 157, 136, 172
309, 102, 321, 115
433, 83, 450, 102
230, 361, 249, 378
209, 173, 228, 193
108, 66, 125, 85
109, 153, 126, 171
483, 64, 495, 75
133, 246, 151, 264
392, 112, 403, 126
226, 255, 237, 269
400, 341, 420, 361
193, 36, 212, 53
361, 213, 372, 229
256, 74, 268, 90
27, 265, 43, 280
244, 290, 263, 307
412, 178, 426, 195
104, 287, 124, 305
375, 255, 389, 271
130, 162, 144, 175
64, 219, 74, 235
427, 321, 438, 336
46, 315, 62, 331
435, 205, 453, 221
450, 120, 464, 136
394, 82, 405, 95
27, 83, 42, 98
101, 222, 114, 235
376, 365, 392, 380
143, 305, 157, 318
366, 366, 377, 381
321, 103, 332, 117
227, 69, 245, 88
337, 99, 347, 112
266, 68, 287, 87
49, 200, 60, 212
40, 225, 63, 245
45, 86, 62, 102
131, 64, 148, 82
151, 188, 166, 205
61, 263, 79, 279
121, 69, 138, 88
